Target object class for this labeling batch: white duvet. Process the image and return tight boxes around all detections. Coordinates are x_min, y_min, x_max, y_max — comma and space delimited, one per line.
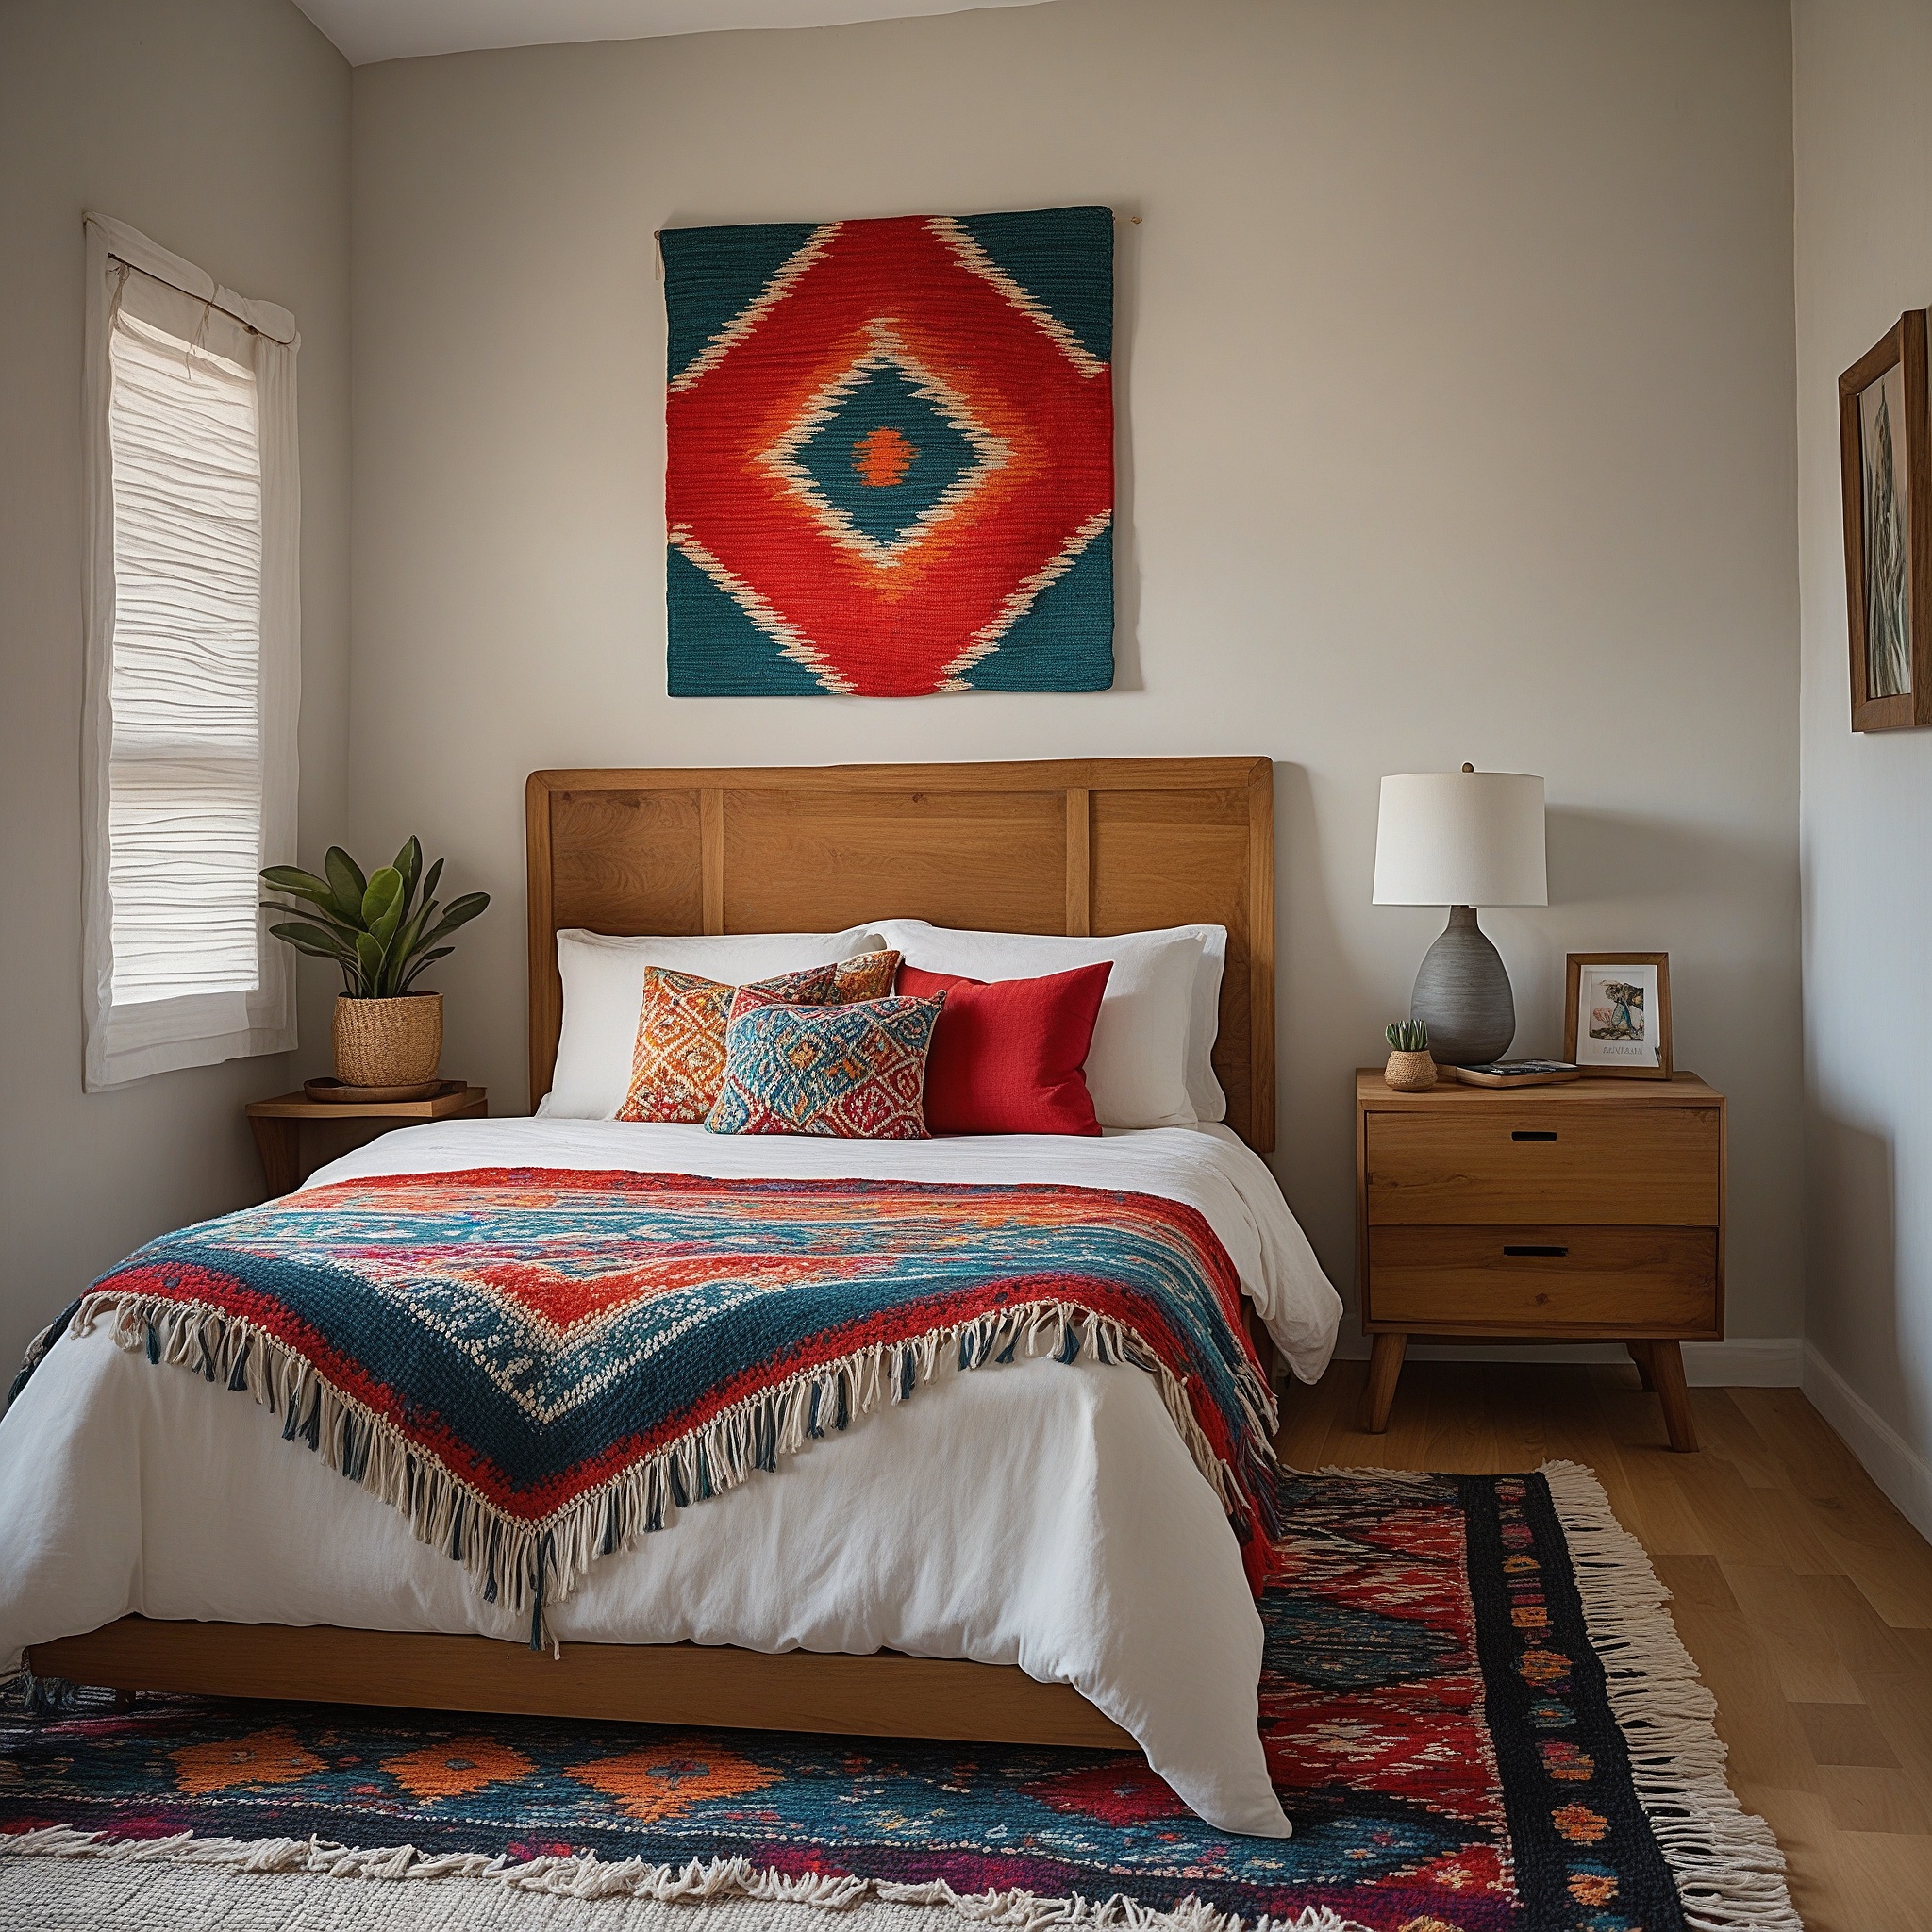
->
0, 1118, 1341, 1837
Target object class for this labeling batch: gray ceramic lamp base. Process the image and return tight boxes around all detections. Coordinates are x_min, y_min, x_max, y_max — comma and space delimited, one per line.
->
1410, 905, 1516, 1066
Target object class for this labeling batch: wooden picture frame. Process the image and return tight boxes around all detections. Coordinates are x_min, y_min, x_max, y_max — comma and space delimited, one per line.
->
1840, 310, 1932, 731
1563, 953, 1672, 1079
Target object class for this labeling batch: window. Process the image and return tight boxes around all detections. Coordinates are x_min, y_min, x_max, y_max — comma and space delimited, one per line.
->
108, 311, 264, 1003
81, 214, 300, 1089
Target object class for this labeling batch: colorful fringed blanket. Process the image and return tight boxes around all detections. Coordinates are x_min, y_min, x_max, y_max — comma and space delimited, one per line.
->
24, 1169, 1280, 1628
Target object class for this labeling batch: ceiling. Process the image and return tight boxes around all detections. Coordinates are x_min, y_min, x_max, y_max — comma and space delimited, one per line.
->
292, 0, 1052, 66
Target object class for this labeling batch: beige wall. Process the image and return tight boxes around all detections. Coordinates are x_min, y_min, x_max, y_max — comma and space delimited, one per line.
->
0, 0, 350, 1380
347, 0, 1804, 1354
1793, 0, 1932, 1531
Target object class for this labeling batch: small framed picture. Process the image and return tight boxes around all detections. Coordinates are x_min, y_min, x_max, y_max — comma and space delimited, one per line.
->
1839, 311, 1932, 731
1564, 954, 1672, 1079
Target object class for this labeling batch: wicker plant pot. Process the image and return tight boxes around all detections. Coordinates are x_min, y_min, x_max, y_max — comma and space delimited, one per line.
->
332, 993, 442, 1088
1383, 1047, 1437, 1092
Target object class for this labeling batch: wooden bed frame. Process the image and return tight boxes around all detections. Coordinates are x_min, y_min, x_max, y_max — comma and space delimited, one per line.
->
31, 756, 1275, 1752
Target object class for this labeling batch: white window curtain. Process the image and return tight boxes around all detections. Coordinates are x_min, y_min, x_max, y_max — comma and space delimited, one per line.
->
81, 213, 301, 1089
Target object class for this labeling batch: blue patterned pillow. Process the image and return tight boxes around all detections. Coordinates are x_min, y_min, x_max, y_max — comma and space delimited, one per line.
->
706, 996, 944, 1139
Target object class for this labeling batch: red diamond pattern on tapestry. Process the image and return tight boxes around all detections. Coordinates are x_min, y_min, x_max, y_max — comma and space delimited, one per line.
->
663, 208, 1113, 696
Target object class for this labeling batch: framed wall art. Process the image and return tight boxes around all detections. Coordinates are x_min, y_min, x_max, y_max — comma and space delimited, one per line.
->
661, 207, 1114, 697
1563, 954, 1672, 1079
1839, 309, 1932, 731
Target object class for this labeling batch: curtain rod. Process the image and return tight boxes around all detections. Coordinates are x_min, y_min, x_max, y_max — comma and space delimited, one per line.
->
84, 211, 298, 346
648, 213, 1142, 240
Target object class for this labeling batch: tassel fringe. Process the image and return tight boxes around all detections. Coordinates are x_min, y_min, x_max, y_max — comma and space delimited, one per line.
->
1274, 1462, 1803, 1929
0, 1829, 1369, 1932
1539, 1459, 1803, 1932
71, 1289, 1276, 1626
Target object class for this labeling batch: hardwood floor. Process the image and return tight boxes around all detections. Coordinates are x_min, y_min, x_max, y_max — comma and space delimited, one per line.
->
1281, 1358, 1932, 1932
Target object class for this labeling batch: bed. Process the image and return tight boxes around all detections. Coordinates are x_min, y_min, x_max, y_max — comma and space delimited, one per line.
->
3, 757, 1342, 1837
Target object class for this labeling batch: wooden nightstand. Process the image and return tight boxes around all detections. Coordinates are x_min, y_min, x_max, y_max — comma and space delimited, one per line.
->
1355, 1069, 1725, 1451
246, 1084, 487, 1196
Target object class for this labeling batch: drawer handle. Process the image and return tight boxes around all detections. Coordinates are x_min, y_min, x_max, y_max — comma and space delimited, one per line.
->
1503, 1244, 1569, 1257
1511, 1129, 1557, 1141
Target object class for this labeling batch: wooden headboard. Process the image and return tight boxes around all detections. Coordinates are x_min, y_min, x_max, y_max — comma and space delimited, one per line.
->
525, 758, 1275, 1152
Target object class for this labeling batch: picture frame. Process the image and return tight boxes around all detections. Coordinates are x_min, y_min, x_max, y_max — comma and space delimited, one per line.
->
1839, 310, 1932, 731
1563, 954, 1672, 1079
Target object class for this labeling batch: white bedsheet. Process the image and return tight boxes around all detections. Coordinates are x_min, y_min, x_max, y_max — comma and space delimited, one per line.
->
0, 1119, 1341, 1838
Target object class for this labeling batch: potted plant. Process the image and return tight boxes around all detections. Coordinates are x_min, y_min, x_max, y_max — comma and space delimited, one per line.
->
1383, 1018, 1437, 1091
259, 839, 489, 1091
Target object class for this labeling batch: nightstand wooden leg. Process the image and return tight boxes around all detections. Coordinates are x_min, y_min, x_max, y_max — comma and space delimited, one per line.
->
1626, 1339, 1657, 1391
249, 1117, 302, 1198
1358, 1333, 1407, 1434
1648, 1340, 1697, 1452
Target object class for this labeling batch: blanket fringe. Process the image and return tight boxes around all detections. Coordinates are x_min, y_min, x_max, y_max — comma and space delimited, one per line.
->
71, 1290, 1276, 1626
0, 1828, 1368, 1932
1539, 1460, 1803, 1932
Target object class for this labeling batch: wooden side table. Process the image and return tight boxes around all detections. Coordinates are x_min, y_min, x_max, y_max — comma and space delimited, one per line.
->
246, 1084, 487, 1195
1355, 1069, 1725, 1451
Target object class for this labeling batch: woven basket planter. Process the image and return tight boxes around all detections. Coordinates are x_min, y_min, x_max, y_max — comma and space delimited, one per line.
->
1383, 1047, 1437, 1092
332, 993, 442, 1088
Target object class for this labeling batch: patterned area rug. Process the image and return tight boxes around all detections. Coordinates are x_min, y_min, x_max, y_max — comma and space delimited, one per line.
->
0, 1465, 1798, 1932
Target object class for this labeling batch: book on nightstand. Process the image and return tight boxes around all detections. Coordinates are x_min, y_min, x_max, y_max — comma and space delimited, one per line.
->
1448, 1059, 1582, 1088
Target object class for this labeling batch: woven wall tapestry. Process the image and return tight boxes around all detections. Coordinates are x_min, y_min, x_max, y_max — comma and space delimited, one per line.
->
662, 207, 1113, 696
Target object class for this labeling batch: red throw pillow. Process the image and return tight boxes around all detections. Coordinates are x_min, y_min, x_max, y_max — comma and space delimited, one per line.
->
896, 961, 1111, 1136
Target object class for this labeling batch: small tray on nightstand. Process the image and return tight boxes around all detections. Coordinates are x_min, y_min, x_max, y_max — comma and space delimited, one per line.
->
304, 1077, 463, 1104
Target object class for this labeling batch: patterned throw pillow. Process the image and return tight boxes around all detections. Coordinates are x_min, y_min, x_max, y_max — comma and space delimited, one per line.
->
725, 946, 900, 1025
706, 995, 945, 1139
835, 948, 901, 1001
617, 952, 900, 1124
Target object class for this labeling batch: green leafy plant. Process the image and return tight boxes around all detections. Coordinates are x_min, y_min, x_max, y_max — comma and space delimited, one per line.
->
1385, 1018, 1430, 1054
259, 839, 490, 999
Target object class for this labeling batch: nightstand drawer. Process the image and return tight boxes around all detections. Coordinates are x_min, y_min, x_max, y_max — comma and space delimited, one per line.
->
1364, 1108, 1720, 1225
1366, 1224, 1719, 1335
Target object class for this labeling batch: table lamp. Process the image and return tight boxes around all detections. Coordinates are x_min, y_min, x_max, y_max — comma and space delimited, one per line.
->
1372, 765, 1547, 1065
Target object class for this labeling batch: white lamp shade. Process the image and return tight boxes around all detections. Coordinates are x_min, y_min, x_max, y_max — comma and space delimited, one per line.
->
1373, 771, 1548, 908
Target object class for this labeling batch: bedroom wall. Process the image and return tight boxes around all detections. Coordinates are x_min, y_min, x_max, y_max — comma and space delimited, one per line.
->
1792, 0, 1932, 1534
0, 0, 351, 1383
347, 0, 1806, 1362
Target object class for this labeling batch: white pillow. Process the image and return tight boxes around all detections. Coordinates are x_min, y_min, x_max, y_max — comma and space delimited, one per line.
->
541, 926, 886, 1118
873, 921, 1227, 1130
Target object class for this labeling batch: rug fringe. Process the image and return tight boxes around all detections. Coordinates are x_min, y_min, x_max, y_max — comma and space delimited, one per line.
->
73, 1288, 1277, 1627
1538, 1459, 1803, 1932
0, 1829, 1370, 1932
6, 1463, 1790, 1932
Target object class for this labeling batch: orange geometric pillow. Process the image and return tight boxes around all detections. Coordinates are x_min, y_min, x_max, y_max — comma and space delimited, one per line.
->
833, 947, 900, 1002
617, 963, 828, 1124
617, 951, 900, 1124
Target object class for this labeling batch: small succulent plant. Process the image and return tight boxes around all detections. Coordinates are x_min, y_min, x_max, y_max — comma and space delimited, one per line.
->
1386, 1018, 1430, 1054
259, 838, 489, 999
